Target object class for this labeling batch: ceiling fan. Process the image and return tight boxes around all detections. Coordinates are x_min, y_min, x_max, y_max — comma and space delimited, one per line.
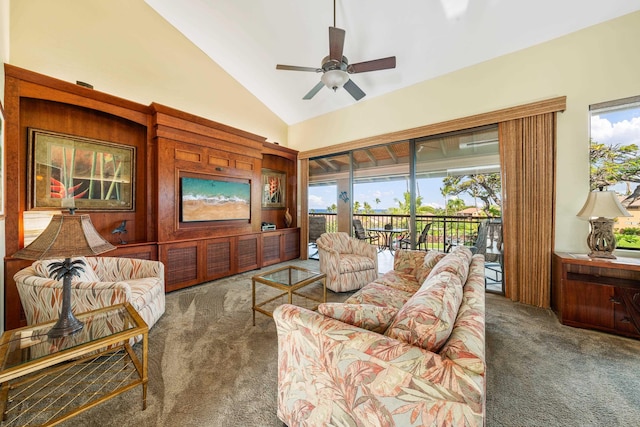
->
276, 0, 396, 101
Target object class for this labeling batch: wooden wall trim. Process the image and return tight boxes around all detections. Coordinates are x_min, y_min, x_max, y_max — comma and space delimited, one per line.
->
5, 64, 149, 125
299, 96, 566, 159
151, 103, 266, 144
262, 141, 298, 162
299, 159, 309, 259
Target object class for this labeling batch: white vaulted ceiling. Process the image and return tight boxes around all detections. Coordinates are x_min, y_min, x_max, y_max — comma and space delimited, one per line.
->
145, 0, 640, 125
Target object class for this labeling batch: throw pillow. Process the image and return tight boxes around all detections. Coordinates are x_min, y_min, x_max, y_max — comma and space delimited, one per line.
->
318, 303, 399, 334
415, 251, 446, 284
385, 271, 463, 352
33, 257, 100, 282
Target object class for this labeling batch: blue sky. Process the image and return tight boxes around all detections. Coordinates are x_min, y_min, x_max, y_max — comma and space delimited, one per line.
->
309, 177, 477, 211
591, 103, 640, 194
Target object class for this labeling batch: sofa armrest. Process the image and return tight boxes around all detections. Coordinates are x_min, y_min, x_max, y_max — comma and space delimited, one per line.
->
274, 304, 484, 427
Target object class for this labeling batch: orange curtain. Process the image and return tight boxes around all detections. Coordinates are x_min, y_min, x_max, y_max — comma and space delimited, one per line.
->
499, 113, 556, 307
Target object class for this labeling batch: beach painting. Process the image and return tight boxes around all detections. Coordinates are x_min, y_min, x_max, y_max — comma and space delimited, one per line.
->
180, 176, 251, 222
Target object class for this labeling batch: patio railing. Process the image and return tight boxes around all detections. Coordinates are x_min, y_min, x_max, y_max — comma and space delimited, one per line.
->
309, 212, 501, 252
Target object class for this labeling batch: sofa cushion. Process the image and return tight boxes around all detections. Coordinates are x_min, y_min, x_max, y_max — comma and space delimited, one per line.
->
346, 282, 414, 310
415, 251, 446, 284
426, 246, 473, 285
384, 271, 464, 352
392, 249, 428, 276
318, 303, 399, 333
372, 271, 421, 294
339, 254, 376, 273
33, 257, 100, 282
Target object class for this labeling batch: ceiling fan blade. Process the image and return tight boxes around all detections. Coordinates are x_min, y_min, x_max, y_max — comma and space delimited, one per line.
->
329, 27, 345, 63
343, 79, 366, 101
348, 56, 396, 73
303, 81, 325, 100
276, 64, 322, 72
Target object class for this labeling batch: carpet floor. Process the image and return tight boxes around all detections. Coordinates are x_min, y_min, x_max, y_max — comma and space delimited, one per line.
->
60, 259, 640, 426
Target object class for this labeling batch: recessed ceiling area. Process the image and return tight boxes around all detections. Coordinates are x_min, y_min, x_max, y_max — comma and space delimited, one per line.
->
145, 0, 640, 125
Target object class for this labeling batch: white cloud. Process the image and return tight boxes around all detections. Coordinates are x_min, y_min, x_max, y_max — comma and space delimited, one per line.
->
591, 115, 640, 146
308, 194, 324, 209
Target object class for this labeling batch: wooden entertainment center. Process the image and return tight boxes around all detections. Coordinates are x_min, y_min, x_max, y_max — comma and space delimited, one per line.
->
552, 252, 640, 339
3, 65, 300, 329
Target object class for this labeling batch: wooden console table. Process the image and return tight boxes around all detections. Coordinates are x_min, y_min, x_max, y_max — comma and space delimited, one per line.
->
552, 252, 640, 339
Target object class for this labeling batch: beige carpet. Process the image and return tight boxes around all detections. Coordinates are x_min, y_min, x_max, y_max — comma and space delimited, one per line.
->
59, 259, 640, 426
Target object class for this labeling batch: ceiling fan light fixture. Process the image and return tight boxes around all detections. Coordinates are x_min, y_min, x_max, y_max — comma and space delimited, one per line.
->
321, 69, 349, 91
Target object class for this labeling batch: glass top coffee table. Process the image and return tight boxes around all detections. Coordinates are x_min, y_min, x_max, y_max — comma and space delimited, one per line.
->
0, 303, 148, 426
252, 265, 326, 325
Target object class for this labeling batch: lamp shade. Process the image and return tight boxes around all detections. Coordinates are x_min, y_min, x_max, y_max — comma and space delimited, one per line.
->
576, 190, 632, 219
321, 69, 349, 90
14, 214, 116, 260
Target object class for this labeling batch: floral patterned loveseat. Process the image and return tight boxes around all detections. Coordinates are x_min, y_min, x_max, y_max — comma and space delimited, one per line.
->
273, 246, 485, 426
14, 256, 166, 333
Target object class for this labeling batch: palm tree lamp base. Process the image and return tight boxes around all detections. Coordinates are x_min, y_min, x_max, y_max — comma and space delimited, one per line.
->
46, 258, 85, 339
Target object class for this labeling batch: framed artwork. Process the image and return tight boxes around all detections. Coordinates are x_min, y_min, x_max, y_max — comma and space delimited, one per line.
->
180, 175, 251, 222
0, 103, 4, 216
262, 169, 285, 208
28, 128, 135, 211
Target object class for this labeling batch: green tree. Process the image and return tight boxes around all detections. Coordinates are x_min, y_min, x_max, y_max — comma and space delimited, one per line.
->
353, 201, 362, 214
363, 202, 375, 214
446, 198, 466, 215
590, 139, 640, 191
441, 173, 502, 216
326, 203, 337, 213
388, 192, 435, 215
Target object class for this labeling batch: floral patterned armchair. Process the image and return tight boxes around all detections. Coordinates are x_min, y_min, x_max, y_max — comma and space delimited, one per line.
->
316, 232, 379, 292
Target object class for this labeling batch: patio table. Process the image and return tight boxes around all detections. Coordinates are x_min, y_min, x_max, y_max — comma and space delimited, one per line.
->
368, 227, 408, 254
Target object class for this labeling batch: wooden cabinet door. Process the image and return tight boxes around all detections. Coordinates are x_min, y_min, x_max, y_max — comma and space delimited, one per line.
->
205, 237, 233, 280
562, 280, 615, 330
161, 241, 200, 292
237, 234, 260, 272
262, 232, 282, 266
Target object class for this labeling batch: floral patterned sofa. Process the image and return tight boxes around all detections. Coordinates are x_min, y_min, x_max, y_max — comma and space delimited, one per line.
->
273, 246, 485, 426
14, 256, 166, 333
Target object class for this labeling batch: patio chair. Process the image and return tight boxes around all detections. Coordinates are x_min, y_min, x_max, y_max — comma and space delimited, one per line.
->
308, 216, 326, 259
446, 220, 490, 254
399, 222, 432, 250
352, 219, 380, 246
469, 220, 490, 255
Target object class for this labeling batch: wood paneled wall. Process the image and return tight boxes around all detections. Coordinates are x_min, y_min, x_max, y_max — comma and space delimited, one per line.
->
3, 64, 299, 328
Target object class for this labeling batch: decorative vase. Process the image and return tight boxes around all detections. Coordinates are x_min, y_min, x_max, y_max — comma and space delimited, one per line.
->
284, 208, 292, 228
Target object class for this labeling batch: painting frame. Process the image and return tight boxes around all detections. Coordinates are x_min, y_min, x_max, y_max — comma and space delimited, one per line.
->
261, 168, 286, 208
28, 128, 135, 211
180, 174, 251, 222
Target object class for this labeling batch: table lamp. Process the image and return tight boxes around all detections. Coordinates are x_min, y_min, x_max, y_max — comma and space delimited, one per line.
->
576, 189, 631, 259
13, 210, 115, 338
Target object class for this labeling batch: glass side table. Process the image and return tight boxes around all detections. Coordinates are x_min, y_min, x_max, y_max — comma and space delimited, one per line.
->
0, 303, 148, 426
252, 265, 326, 325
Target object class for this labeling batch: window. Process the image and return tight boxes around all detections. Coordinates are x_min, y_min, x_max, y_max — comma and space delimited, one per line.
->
589, 95, 640, 249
